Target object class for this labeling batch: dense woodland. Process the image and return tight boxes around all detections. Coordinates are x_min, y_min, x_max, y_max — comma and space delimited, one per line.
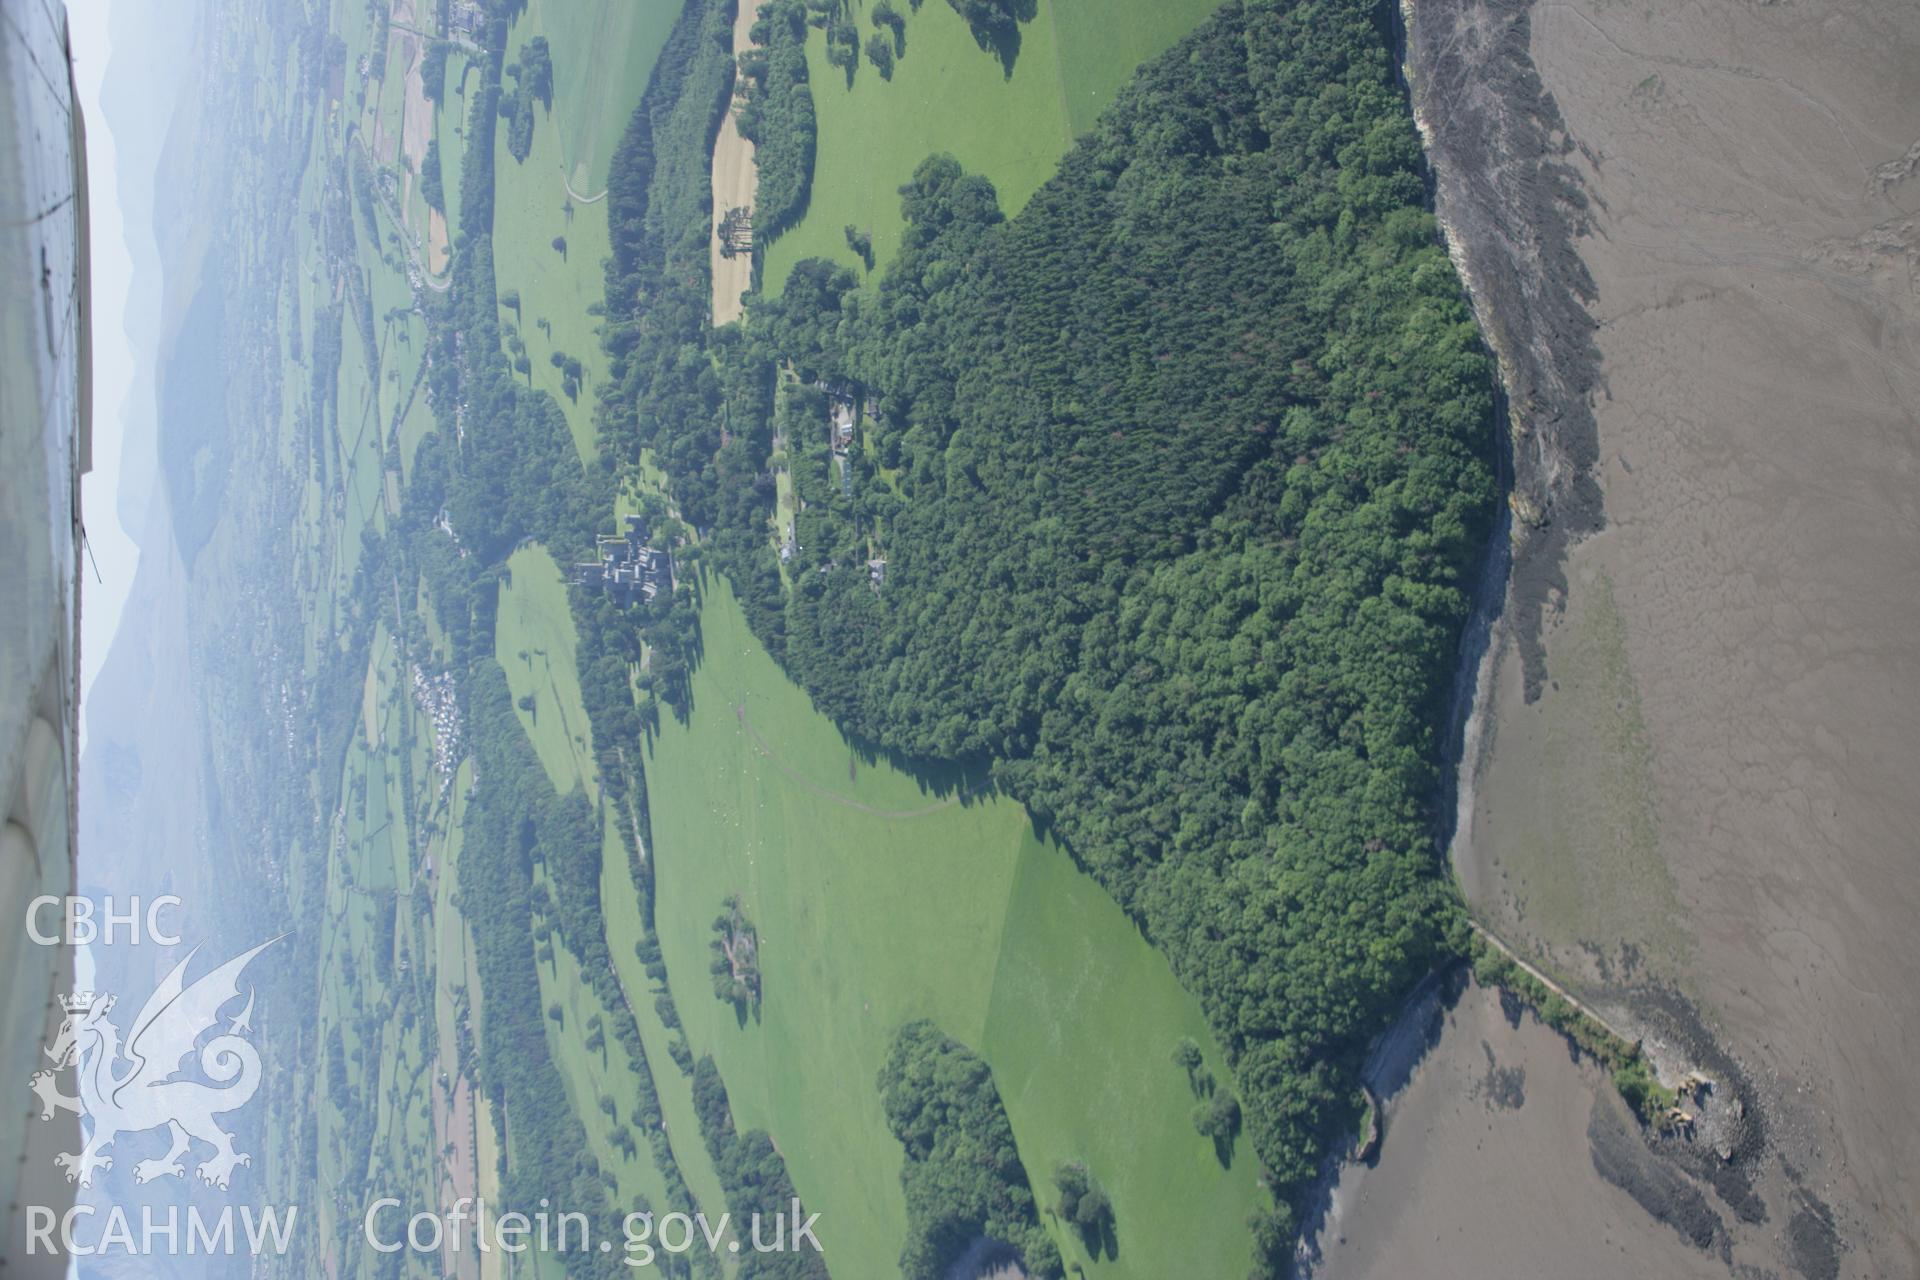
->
708, 893, 762, 1011
421, 38, 452, 102
420, 138, 444, 212
459, 664, 640, 1276
595, 0, 788, 699
690, 1058, 831, 1278
877, 1021, 1061, 1279
500, 36, 552, 163
597, 1, 1502, 1267
733, 0, 815, 244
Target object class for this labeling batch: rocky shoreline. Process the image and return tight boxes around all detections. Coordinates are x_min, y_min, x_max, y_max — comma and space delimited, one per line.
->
1396, 0, 1605, 706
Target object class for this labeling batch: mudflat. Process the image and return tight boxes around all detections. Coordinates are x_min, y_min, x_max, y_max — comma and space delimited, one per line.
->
1318, 980, 1731, 1280
1417, 0, 1918, 1275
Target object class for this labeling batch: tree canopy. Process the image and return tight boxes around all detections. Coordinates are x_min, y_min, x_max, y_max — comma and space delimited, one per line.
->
877, 1020, 1061, 1280
591, 1, 1500, 1269
736, 0, 817, 243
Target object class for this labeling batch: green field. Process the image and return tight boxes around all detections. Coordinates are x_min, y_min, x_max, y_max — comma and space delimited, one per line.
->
490, 0, 673, 460
435, 51, 472, 246
496, 544, 597, 797
601, 811, 742, 1259
644, 583, 1265, 1277
490, 131, 609, 461
332, 290, 386, 590
1048, 0, 1232, 132
532, 0, 678, 192
311, 621, 450, 1276
373, 26, 408, 165
760, 0, 1226, 292
599, 809, 741, 1251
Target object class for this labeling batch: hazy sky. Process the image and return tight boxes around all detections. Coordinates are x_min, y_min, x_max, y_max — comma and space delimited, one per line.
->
68, 0, 141, 728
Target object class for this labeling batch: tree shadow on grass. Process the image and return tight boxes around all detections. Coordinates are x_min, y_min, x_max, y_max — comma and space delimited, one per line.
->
842, 724, 998, 807
1211, 1125, 1237, 1169
1078, 1212, 1120, 1263
953, 0, 1036, 78
989, 23, 1022, 78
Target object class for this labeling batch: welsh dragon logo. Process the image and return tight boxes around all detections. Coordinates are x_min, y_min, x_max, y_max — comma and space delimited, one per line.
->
29, 938, 278, 1191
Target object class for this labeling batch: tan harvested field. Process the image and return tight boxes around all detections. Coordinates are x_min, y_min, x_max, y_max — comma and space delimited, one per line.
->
1402, 0, 1920, 1276
391, 6, 436, 247
1318, 980, 1730, 1280
396, 3, 431, 180
428, 206, 449, 276
472, 1090, 504, 1280
709, 0, 764, 326
435, 1074, 478, 1280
